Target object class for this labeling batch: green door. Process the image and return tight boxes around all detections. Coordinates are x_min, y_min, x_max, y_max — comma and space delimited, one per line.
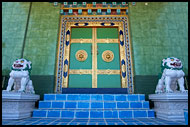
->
68, 27, 121, 88
69, 28, 92, 88
96, 28, 121, 88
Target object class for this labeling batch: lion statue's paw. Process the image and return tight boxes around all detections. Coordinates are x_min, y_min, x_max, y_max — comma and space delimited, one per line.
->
180, 90, 188, 93
155, 90, 164, 94
166, 89, 173, 93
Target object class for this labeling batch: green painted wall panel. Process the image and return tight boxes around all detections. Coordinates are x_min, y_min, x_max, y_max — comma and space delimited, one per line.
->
128, 2, 188, 75
97, 28, 118, 39
23, 2, 60, 75
97, 43, 120, 69
69, 43, 92, 69
3, 2, 188, 76
69, 74, 92, 88
97, 75, 121, 88
71, 28, 92, 39
2, 2, 30, 75
2, 2, 60, 98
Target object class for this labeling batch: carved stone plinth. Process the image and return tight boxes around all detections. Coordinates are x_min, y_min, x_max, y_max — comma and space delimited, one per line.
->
2, 91, 40, 119
149, 92, 188, 121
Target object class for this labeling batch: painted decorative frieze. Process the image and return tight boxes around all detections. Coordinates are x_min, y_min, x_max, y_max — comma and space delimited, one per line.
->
51, 2, 129, 16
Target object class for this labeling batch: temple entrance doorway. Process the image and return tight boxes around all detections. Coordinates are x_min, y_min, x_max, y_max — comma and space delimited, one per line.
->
55, 16, 134, 93
68, 27, 121, 88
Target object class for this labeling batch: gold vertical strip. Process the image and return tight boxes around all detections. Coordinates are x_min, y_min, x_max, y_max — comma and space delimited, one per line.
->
121, 24, 127, 89
122, 23, 128, 89
119, 24, 124, 88
62, 37, 67, 88
92, 28, 95, 88
92, 28, 94, 88
66, 26, 71, 88
119, 23, 127, 88
94, 28, 98, 88
62, 26, 71, 88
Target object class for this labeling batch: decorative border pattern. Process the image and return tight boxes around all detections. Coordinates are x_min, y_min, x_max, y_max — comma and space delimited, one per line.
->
55, 15, 134, 94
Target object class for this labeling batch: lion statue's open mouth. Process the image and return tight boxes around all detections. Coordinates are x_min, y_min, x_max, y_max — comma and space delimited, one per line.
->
13, 64, 23, 68
170, 62, 181, 66
170, 62, 181, 68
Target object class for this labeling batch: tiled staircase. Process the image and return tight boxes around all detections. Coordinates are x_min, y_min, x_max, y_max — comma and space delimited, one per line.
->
32, 94, 155, 118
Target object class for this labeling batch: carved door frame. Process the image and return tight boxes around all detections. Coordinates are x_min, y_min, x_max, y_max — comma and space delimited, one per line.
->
55, 15, 134, 94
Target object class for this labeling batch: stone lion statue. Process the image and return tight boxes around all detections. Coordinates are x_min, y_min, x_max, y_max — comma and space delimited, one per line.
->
155, 57, 187, 93
5, 58, 35, 94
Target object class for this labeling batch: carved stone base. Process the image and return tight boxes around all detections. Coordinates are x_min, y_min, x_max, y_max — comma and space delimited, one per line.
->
149, 92, 188, 121
2, 91, 40, 119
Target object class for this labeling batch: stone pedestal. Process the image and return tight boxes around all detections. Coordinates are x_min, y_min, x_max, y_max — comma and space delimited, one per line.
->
149, 92, 188, 121
2, 91, 40, 120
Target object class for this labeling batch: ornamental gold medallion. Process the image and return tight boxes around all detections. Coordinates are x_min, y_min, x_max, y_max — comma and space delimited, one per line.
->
75, 50, 88, 62
102, 50, 114, 62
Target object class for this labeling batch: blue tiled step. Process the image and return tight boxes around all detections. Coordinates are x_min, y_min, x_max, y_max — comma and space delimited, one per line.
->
33, 94, 154, 119
38, 101, 150, 109
43, 94, 145, 101
33, 109, 155, 118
